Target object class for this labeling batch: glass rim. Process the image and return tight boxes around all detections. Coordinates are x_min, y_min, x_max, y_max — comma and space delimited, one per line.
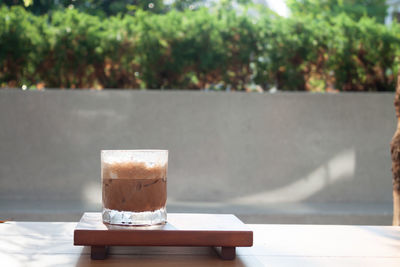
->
101, 149, 168, 153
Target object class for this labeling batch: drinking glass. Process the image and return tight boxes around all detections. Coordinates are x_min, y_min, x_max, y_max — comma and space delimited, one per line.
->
101, 150, 168, 225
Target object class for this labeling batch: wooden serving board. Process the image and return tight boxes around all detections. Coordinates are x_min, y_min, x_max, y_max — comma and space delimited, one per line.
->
74, 212, 253, 260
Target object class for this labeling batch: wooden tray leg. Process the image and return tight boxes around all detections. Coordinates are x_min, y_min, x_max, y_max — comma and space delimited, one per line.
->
91, 245, 108, 260
213, 246, 236, 260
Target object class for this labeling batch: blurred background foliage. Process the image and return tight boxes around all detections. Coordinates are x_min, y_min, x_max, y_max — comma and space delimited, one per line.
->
0, 0, 399, 91
287, 0, 388, 23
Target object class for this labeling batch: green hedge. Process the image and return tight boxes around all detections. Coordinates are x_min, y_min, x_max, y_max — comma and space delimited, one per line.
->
1, 6, 400, 91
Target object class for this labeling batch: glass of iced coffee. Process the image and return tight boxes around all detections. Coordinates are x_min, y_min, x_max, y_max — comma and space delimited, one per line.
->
101, 150, 168, 225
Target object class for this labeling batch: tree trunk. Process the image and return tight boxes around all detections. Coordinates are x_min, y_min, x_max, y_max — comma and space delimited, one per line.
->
390, 71, 400, 226
394, 190, 400, 225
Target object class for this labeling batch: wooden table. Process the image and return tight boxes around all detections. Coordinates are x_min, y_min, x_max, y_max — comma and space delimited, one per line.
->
1, 220, 399, 266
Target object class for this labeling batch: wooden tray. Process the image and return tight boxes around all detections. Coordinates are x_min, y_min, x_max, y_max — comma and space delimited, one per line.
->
74, 212, 253, 260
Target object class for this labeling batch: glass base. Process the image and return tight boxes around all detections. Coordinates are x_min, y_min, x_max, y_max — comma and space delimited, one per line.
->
102, 207, 167, 226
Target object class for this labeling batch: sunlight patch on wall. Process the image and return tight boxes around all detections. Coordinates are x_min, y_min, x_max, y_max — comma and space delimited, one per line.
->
82, 181, 101, 205
230, 149, 356, 204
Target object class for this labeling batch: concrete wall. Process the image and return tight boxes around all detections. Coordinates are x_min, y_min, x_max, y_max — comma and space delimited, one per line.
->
0, 90, 396, 223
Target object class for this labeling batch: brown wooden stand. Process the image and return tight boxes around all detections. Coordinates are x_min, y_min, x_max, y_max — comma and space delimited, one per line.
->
213, 246, 236, 260
90, 245, 108, 260
74, 212, 253, 260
